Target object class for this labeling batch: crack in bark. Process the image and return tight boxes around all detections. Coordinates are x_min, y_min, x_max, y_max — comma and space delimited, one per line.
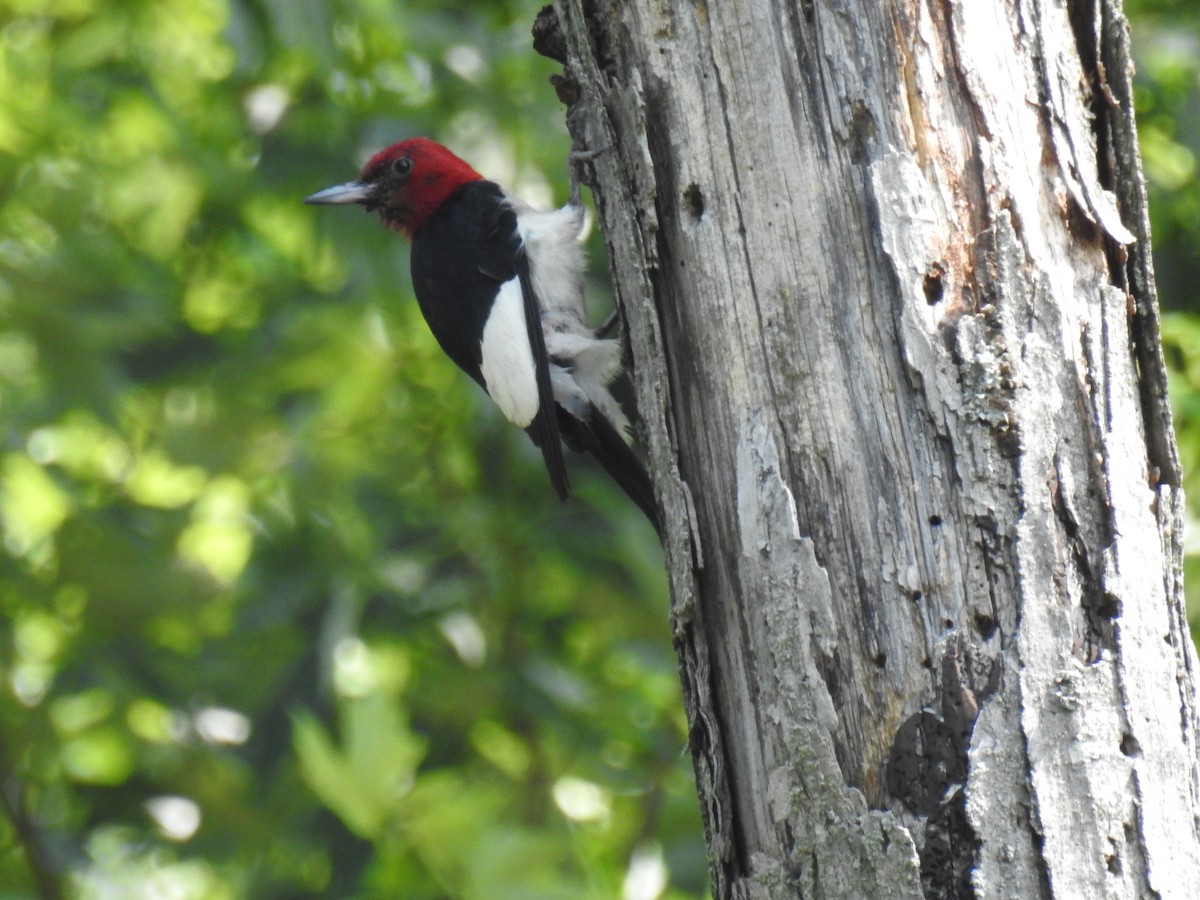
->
680, 617, 739, 877
1048, 454, 1113, 663
939, 0, 997, 305
1095, 0, 1181, 487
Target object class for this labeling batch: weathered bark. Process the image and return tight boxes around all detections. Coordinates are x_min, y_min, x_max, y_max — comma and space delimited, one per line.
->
538, 0, 1200, 897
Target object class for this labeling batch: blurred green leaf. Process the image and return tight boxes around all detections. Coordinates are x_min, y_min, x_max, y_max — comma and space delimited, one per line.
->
0, 0, 697, 890
293, 689, 426, 840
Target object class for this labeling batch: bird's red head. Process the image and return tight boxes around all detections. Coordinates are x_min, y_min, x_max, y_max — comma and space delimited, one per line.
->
304, 138, 482, 238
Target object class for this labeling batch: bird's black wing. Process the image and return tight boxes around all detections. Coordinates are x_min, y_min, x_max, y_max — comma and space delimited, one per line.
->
411, 180, 568, 501
512, 249, 570, 500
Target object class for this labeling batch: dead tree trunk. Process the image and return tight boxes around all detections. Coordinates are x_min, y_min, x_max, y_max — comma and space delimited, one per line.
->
538, 0, 1200, 897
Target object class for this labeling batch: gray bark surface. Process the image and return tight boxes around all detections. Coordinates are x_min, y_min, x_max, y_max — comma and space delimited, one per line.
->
539, 1, 1200, 897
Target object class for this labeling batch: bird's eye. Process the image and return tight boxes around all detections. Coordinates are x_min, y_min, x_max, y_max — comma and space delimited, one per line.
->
391, 157, 413, 177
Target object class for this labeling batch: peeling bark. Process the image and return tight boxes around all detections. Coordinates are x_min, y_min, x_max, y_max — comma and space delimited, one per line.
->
537, 0, 1200, 897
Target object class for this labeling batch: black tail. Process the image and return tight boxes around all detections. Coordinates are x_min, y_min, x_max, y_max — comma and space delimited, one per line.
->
558, 407, 660, 534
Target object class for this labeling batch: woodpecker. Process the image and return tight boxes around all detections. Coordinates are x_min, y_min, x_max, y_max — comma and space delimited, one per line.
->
304, 138, 659, 531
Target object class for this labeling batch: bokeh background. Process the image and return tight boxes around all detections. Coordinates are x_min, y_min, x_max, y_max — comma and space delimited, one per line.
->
0, 1, 1196, 898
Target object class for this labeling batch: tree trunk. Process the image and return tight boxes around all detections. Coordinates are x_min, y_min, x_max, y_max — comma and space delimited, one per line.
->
538, 0, 1200, 897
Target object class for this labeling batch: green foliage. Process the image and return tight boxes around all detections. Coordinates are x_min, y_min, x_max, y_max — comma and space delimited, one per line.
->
0, 0, 701, 897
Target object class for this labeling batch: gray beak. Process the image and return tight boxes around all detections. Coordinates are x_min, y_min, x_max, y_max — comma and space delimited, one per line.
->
303, 181, 373, 205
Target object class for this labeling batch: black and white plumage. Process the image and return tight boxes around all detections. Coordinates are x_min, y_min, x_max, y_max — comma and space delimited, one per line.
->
304, 138, 659, 531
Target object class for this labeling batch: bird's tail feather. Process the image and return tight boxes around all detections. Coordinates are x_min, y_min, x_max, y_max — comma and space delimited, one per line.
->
559, 407, 660, 534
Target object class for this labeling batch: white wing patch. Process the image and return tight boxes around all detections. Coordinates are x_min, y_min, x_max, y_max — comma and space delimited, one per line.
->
480, 277, 539, 427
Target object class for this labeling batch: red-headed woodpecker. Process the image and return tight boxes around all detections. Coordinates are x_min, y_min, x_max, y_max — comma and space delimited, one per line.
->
305, 138, 659, 531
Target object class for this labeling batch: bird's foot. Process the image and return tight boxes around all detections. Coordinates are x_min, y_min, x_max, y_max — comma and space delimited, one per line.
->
568, 144, 610, 206
596, 308, 621, 338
